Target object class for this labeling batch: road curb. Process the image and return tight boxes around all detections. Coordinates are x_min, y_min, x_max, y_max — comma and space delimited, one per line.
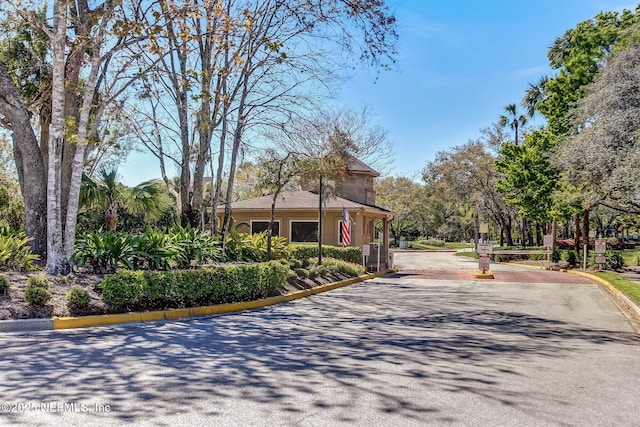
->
0, 318, 53, 333
502, 262, 640, 320
0, 269, 396, 333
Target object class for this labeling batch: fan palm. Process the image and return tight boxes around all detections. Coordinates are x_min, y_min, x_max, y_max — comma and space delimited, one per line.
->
80, 167, 171, 231
498, 104, 528, 145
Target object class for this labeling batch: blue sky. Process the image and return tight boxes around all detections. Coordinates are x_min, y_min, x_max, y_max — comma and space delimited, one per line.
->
119, 0, 637, 185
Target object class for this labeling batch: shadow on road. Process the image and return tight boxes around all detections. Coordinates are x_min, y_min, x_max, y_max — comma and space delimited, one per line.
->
0, 280, 637, 425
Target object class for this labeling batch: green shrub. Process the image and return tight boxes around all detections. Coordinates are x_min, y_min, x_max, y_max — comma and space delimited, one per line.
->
288, 244, 362, 264
101, 261, 289, 312
26, 275, 49, 290
73, 231, 135, 273
606, 252, 625, 271
65, 287, 91, 311
169, 226, 224, 267
422, 238, 445, 247
0, 234, 40, 271
25, 286, 50, 306
0, 275, 9, 295
294, 268, 309, 279
131, 227, 177, 270
565, 250, 577, 265
551, 249, 561, 263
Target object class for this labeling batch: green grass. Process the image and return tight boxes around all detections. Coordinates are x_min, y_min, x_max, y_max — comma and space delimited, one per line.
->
404, 241, 468, 250
455, 251, 478, 259
621, 248, 640, 267
594, 272, 640, 306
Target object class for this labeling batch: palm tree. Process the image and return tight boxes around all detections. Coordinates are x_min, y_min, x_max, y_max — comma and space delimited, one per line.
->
521, 75, 549, 119
499, 104, 528, 145
80, 167, 171, 231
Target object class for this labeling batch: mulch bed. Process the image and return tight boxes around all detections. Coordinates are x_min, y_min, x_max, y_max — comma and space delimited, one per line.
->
0, 270, 354, 321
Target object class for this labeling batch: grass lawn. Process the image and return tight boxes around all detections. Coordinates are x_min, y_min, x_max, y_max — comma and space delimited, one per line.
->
621, 248, 640, 267
404, 241, 469, 251
594, 272, 640, 306
455, 251, 478, 259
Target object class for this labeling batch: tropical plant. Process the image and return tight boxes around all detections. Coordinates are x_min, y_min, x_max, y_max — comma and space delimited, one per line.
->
80, 168, 173, 232
72, 231, 135, 273
130, 227, 177, 270
0, 234, 40, 271
499, 104, 528, 145
169, 226, 224, 268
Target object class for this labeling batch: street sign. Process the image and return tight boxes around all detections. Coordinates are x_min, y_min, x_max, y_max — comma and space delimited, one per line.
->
478, 243, 493, 254
595, 256, 607, 264
543, 234, 553, 248
362, 244, 371, 256
595, 239, 607, 254
480, 223, 489, 234
478, 254, 491, 271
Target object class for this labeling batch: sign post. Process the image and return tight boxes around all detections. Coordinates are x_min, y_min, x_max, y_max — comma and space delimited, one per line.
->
476, 243, 493, 277
543, 234, 553, 264
595, 239, 607, 270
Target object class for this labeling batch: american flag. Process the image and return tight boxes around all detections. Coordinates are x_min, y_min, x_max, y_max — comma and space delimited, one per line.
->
341, 207, 351, 247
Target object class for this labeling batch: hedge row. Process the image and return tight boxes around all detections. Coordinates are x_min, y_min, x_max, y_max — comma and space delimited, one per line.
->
101, 260, 289, 312
288, 244, 362, 264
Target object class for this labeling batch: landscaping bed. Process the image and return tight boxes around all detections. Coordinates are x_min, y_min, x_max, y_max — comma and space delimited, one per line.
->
0, 259, 365, 321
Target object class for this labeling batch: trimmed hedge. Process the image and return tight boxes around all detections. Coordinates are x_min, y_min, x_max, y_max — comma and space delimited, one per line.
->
288, 244, 362, 265
101, 261, 289, 312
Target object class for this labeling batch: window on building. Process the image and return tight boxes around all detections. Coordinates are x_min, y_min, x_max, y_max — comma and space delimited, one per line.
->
251, 221, 279, 236
290, 221, 318, 243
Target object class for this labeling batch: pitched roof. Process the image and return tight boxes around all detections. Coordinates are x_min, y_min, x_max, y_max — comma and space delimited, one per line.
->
220, 191, 392, 215
347, 156, 380, 177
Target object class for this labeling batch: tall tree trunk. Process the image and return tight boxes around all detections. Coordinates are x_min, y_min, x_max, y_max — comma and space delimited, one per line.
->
0, 64, 47, 257
574, 213, 581, 253
46, 0, 69, 275
505, 215, 514, 246
105, 197, 118, 231
582, 209, 590, 261
63, 8, 112, 260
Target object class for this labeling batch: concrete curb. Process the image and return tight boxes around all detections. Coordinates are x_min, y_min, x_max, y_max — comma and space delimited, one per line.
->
0, 318, 53, 333
0, 269, 396, 333
502, 262, 640, 320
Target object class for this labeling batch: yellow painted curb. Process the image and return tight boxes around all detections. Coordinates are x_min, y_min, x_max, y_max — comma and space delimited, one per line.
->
51, 269, 396, 330
473, 269, 494, 279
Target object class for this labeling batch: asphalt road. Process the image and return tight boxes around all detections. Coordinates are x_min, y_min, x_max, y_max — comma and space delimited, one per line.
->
0, 252, 639, 426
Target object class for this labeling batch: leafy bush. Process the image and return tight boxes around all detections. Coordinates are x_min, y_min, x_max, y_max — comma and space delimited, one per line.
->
288, 244, 362, 264
65, 287, 91, 310
26, 275, 49, 290
418, 238, 445, 247
0, 234, 40, 271
605, 252, 625, 271
101, 261, 289, 312
73, 231, 135, 273
551, 249, 561, 263
0, 275, 9, 295
305, 257, 366, 278
131, 227, 177, 270
565, 250, 577, 265
25, 286, 50, 306
169, 226, 224, 268
294, 268, 309, 279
